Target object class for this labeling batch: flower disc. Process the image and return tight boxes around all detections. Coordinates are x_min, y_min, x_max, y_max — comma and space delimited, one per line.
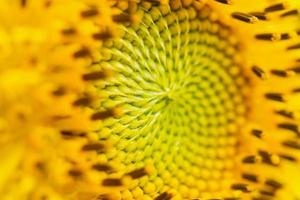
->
96, 3, 248, 199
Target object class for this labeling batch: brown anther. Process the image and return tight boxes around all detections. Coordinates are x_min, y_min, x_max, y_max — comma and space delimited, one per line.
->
97, 194, 112, 200
252, 66, 268, 79
154, 192, 173, 200
280, 33, 290, 40
126, 167, 150, 179
62, 28, 77, 35
242, 155, 261, 164
44, 0, 51, 7
251, 129, 263, 138
35, 161, 45, 171
102, 178, 123, 187
52, 87, 66, 96
82, 143, 105, 151
232, 12, 258, 23
112, 13, 132, 23
287, 43, 300, 50
93, 31, 113, 41
82, 71, 108, 81
264, 3, 286, 13
255, 33, 280, 41
68, 169, 83, 177
260, 190, 275, 196
292, 88, 300, 93
92, 163, 113, 172
231, 183, 251, 193
282, 140, 300, 150
265, 179, 283, 189
279, 153, 297, 162
258, 150, 278, 165
275, 110, 294, 119
288, 66, 300, 73
242, 173, 259, 183
81, 9, 99, 17
73, 97, 92, 106
52, 115, 71, 120
144, 0, 165, 6
73, 47, 91, 58
214, 0, 232, 4
60, 130, 86, 139
277, 123, 300, 135
271, 69, 291, 77
21, 0, 27, 7
280, 9, 298, 17
265, 93, 285, 102
249, 12, 268, 20
91, 108, 121, 120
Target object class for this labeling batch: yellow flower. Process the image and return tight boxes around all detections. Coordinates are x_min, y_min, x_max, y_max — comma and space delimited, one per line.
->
0, 0, 300, 199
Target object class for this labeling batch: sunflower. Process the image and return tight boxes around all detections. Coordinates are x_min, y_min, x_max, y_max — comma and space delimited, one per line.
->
0, 0, 300, 199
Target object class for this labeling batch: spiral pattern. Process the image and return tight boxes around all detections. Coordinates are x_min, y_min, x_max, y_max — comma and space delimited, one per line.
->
96, 4, 248, 199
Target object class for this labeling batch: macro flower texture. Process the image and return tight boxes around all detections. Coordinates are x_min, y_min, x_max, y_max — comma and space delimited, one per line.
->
1, 0, 300, 199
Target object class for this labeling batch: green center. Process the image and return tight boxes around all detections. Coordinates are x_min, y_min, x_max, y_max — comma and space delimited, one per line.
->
96, 4, 247, 199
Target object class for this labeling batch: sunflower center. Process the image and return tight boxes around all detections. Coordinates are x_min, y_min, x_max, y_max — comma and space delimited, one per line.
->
97, 3, 248, 199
